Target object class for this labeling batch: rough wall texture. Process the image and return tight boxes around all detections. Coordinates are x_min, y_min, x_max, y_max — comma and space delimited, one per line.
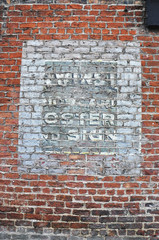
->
0, 0, 159, 239
19, 40, 142, 176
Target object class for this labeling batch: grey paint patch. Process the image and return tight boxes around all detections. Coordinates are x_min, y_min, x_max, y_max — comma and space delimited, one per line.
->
19, 40, 142, 175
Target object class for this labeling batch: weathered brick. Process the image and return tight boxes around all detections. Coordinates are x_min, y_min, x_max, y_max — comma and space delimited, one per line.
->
0, 233, 11, 239
51, 237, 67, 240
11, 235, 28, 240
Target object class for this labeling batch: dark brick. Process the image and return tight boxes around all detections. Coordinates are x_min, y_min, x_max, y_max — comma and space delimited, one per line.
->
130, 196, 146, 201
51, 237, 67, 240
0, 220, 14, 226
89, 224, 106, 229
15, 220, 32, 226
100, 230, 108, 236
92, 210, 109, 216
136, 217, 153, 222
33, 222, 51, 228
81, 230, 89, 235
108, 224, 124, 229
52, 223, 69, 228
30, 235, 49, 240
62, 216, 79, 222
127, 230, 136, 236
136, 229, 154, 236
73, 210, 90, 216
111, 210, 126, 215
118, 229, 126, 236
124, 223, 142, 229
91, 230, 99, 237
0, 206, 16, 212
81, 217, 97, 222
145, 223, 159, 229
118, 217, 134, 222
88, 237, 105, 240
147, 209, 159, 214
145, 202, 154, 207
100, 217, 116, 223
27, 228, 43, 234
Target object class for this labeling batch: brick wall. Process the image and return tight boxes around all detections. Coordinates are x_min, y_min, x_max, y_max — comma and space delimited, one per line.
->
0, 0, 159, 239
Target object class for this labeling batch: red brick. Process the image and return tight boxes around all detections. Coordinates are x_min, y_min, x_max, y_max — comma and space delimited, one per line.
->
80, 16, 95, 21
48, 201, 64, 208
0, 220, 14, 226
123, 183, 139, 188
67, 169, 85, 174
115, 176, 131, 182
77, 176, 95, 181
92, 5, 108, 9
90, 23, 105, 28
52, 35, 69, 40
112, 196, 128, 202
52, 222, 69, 228
66, 182, 84, 188
56, 195, 72, 201
90, 34, 101, 40
86, 183, 102, 188
15, 5, 31, 10
7, 213, 23, 219
107, 23, 123, 28
73, 10, 88, 15
40, 175, 56, 180
102, 35, 117, 40
37, 194, 54, 200
119, 35, 133, 41
100, 10, 116, 16
86, 203, 101, 208
5, 173, 19, 179
0, 213, 7, 219
35, 208, 53, 215
50, 4, 65, 9
21, 174, 38, 180
93, 196, 110, 202
104, 183, 120, 188
25, 213, 42, 220
66, 202, 83, 208
37, 22, 52, 28
74, 196, 91, 201
32, 5, 48, 10
0, 206, 16, 212
55, 10, 71, 16
30, 181, 46, 187
18, 35, 34, 40
71, 22, 88, 28
152, 176, 159, 182
67, 4, 82, 9
58, 175, 75, 181
70, 223, 88, 228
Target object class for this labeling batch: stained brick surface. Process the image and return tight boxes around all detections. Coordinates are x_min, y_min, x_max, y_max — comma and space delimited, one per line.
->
0, 0, 159, 239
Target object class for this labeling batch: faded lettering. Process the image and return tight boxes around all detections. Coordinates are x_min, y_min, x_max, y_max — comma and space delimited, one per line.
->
42, 60, 117, 154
